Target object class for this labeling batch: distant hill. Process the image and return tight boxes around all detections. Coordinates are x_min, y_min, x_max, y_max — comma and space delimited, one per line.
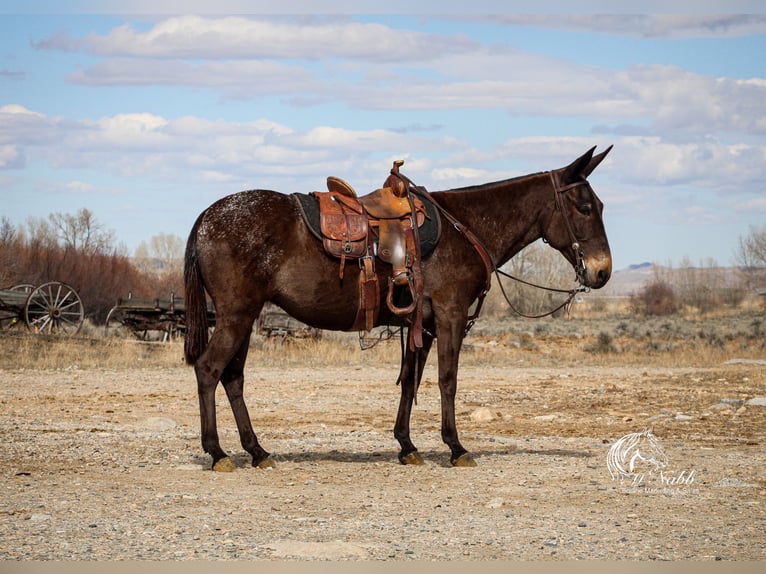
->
596, 264, 657, 297
595, 263, 766, 297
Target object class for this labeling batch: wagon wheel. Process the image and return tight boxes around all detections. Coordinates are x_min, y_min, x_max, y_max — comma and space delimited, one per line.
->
24, 282, 84, 335
0, 284, 35, 330
104, 306, 131, 338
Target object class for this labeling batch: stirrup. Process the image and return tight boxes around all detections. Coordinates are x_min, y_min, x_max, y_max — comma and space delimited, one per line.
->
386, 275, 417, 316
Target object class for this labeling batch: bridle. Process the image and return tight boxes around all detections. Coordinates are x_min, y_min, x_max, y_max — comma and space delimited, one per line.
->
398, 168, 593, 325
547, 170, 589, 286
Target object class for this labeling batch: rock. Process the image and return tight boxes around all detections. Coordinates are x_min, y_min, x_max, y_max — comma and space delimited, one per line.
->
534, 414, 558, 421
141, 417, 179, 431
675, 413, 693, 421
714, 478, 759, 488
720, 398, 744, 406
724, 359, 766, 365
470, 407, 495, 422
265, 540, 371, 559
175, 463, 205, 471
746, 397, 766, 407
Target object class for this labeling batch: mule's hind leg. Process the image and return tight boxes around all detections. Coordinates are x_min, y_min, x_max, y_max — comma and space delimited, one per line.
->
394, 333, 433, 465
195, 359, 232, 471
221, 340, 274, 469
194, 319, 256, 471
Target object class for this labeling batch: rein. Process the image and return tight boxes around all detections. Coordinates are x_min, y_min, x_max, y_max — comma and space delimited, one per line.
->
394, 168, 591, 330
396, 177, 493, 335
492, 172, 591, 319
494, 267, 588, 319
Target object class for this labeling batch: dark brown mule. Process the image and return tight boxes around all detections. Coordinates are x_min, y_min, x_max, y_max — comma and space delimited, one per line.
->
184, 146, 613, 471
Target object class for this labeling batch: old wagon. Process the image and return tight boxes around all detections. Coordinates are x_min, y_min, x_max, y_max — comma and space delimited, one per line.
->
105, 291, 215, 341
256, 303, 322, 341
0, 282, 84, 335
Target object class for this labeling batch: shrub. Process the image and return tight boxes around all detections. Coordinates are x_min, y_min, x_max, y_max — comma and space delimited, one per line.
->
585, 331, 618, 354
631, 280, 678, 316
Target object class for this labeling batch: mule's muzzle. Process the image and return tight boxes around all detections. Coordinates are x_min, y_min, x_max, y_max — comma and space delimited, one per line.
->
583, 254, 612, 289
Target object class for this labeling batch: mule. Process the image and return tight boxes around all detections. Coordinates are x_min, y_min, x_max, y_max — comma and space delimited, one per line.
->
184, 146, 613, 470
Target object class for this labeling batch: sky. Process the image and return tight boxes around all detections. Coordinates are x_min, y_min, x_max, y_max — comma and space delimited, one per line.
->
1, 2, 765, 271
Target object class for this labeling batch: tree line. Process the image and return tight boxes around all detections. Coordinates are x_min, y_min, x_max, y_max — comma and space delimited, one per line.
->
0, 210, 184, 324
630, 226, 766, 316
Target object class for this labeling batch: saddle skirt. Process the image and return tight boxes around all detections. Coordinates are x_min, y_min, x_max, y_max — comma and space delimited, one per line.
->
293, 190, 441, 262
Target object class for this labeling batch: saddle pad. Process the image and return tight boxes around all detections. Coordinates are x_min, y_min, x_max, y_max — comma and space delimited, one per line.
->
292, 191, 442, 259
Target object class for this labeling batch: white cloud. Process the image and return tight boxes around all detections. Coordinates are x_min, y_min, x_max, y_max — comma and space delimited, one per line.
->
610, 137, 766, 190
40, 15, 477, 62
0, 104, 44, 116
0, 105, 61, 147
65, 180, 95, 193
67, 58, 317, 100
0, 105, 463, 188
0, 144, 22, 169
486, 14, 766, 39
430, 166, 497, 184
59, 42, 766, 140
609, 66, 766, 135
29, 14, 765, 142
733, 196, 766, 212
6, 102, 763, 200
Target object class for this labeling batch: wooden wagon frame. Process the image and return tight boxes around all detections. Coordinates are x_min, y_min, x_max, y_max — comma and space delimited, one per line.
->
0, 282, 84, 335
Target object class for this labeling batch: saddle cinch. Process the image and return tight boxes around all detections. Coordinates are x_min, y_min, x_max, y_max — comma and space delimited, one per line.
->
310, 160, 432, 350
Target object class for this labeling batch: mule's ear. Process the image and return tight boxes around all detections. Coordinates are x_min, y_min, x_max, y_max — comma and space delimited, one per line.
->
581, 145, 613, 178
562, 146, 596, 183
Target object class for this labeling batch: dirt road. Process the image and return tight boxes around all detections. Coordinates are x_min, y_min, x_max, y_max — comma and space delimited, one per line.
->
1, 359, 764, 560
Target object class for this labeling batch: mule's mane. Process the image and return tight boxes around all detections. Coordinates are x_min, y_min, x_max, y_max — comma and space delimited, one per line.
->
439, 171, 546, 194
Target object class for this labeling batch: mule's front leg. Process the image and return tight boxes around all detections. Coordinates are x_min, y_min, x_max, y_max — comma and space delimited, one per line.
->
394, 334, 433, 465
436, 319, 477, 467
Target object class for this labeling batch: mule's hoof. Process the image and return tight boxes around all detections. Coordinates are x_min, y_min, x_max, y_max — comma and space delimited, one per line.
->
255, 455, 276, 469
452, 453, 477, 467
400, 451, 424, 465
212, 457, 236, 472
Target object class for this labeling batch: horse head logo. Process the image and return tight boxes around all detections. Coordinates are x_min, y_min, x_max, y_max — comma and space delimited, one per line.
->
607, 429, 669, 480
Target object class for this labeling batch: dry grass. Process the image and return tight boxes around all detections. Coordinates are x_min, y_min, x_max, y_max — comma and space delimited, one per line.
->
0, 303, 763, 372
0, 333, 186, 371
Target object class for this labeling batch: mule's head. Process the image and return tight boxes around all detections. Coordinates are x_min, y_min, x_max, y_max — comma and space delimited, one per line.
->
544, 146, 613, 289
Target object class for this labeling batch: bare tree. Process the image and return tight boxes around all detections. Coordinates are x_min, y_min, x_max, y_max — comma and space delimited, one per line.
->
134, 233, 184, 275
48, 208, 117, 255
0, 216, 16, 245
24, 215, 57, 248
736, 226, 766, 268
0, 217, 19, 286
150, 233, 184, 272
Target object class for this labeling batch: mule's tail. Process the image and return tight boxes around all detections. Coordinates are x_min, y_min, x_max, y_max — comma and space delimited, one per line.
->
184, 215, 209, 365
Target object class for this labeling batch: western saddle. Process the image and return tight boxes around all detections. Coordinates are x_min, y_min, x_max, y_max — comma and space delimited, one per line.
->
312, 160, 428, 350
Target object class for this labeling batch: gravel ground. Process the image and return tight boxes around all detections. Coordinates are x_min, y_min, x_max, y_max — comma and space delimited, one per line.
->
1, 360, 765, 561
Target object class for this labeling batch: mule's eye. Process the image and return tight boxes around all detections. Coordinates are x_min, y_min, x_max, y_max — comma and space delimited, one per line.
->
578, 204, 592, 216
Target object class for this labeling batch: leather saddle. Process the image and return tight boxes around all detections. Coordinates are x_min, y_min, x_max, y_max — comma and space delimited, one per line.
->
294, 161, 438, 350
